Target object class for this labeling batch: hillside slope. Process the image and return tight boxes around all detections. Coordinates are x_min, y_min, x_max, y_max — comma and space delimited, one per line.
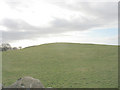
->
2, 43, 118, 88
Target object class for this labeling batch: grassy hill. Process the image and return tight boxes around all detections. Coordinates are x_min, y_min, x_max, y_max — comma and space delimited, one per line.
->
2, 43, 118, 88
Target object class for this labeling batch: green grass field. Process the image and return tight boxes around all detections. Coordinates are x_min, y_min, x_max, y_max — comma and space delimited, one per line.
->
2, 43, 118, 88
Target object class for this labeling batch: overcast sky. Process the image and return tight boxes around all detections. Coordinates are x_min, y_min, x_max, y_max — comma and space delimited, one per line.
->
0, 0, 118, 47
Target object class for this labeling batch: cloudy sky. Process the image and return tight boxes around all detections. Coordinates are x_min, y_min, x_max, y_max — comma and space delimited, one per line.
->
0, 0, 118, 47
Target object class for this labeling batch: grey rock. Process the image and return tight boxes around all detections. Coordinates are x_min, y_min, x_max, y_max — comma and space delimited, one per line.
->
0, 83, 2, 90
7, 76, 44, 88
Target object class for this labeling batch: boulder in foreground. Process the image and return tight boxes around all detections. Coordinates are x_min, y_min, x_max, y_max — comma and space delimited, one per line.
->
7, 76, 44, 88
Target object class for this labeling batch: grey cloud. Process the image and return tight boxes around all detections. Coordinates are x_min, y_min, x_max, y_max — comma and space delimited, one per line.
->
1, 18, 66, 42
55, 2, 117, 23
1, 15, 112, 43
51, 18, 104, 30
1, 1, 118, 43
2, 19, 34, 31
